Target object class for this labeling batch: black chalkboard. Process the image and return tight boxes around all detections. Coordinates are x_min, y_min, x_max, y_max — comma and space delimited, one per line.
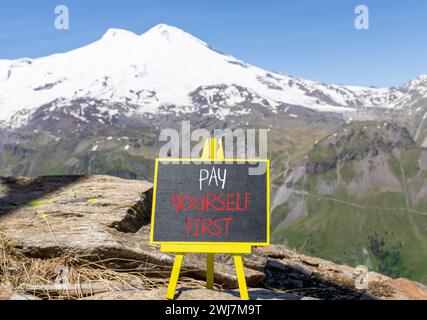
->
151, 161, 269, 244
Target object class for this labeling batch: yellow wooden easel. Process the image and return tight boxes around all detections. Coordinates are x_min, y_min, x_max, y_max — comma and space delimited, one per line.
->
162, 138, 251, 300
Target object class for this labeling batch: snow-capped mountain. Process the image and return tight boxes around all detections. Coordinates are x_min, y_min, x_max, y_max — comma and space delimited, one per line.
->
3, 24, 427, 286
0, 23, 425, 129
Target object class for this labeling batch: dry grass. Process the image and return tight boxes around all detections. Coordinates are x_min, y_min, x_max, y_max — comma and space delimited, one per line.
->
0, 232, 213, 300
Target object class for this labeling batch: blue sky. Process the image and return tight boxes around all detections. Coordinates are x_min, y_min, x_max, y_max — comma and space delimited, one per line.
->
0, 0, 426, 87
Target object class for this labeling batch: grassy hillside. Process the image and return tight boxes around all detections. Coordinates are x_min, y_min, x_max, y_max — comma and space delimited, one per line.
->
272, 122, 427, 284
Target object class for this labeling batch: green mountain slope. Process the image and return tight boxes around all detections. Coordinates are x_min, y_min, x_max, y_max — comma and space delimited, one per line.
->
272, 122, 427, 283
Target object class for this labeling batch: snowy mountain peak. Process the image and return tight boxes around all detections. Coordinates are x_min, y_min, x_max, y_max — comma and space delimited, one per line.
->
402, 74, 427, 89
0, 24, 426, 129
102, 28, 138, 40
146, 23, 184, 35
141, 23, 207, 46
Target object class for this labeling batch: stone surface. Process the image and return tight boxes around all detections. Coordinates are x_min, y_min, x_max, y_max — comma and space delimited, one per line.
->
2, 175, 427, 300
82, 288, 240, 300
8, 293, 42, 300
0, 175, 265, 289
385, 278, 427, 300
0, 175, 153, 257
0, 283, 14, 300
81, 288, 169, 300
262, 246, 427, 300
81, 287, 299, 300
177, 288, 239, 300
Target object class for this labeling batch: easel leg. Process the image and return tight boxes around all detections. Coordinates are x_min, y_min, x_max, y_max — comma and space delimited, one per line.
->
234, 255, 249, 300
166, 253, 184, 300
206, 253, 215, 289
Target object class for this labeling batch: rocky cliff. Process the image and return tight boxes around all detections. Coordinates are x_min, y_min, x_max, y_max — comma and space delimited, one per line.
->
0, 175, 426, 300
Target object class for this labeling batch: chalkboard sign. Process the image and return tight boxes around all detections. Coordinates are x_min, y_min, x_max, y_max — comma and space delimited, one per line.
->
150, 160, 270, 245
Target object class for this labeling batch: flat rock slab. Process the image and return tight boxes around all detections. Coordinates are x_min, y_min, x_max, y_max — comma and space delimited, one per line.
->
0, 175, 153, 257
0, 175, 265, 288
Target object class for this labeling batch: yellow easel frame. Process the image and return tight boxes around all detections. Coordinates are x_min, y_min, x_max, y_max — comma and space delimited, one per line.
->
150, 138, 270, 300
